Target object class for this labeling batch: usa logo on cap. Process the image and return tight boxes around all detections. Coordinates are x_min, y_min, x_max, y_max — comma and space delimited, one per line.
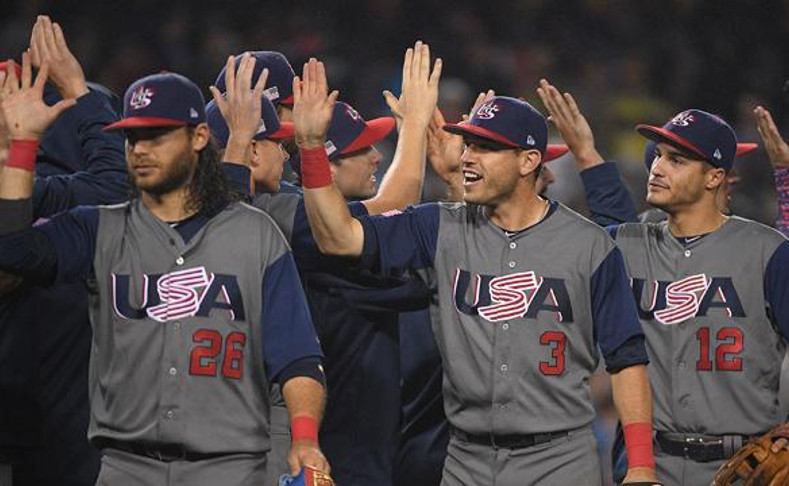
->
105, 72, 206, 131
129, 86, 154, 109
636, 108, 738, 171
443, 96, 548, 155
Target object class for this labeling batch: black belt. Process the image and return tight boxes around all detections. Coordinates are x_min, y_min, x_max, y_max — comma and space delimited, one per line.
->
655, 431, 755, 463
94, 438, 223, 463
451, 427, 569, 449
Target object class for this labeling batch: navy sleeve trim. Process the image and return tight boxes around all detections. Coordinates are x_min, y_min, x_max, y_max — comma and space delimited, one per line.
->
765, 240, 789, 341
37, 206, 100, 282
0, 198, 33, 235
591, 247, 648, 366
359, 204, 440, 275
580, 162, 638, 226
604, 335, 649, 372
32, 91, 129, 218
221, 163, 252, 196
0, 229, 58, 285
260, 252, 323, 380
278, 356, 326, 387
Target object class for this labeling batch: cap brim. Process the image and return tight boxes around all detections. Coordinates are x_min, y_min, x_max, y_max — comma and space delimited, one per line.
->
443, 123, 521, 148
544, 144, 569, 162
636, 124, 707, 160
343, 117, 397, 154
104, 117, 187, 132
280, 94, 295, 107
0, 61, 22, 79
735, 142, 758, 156
267, 122, 295, 140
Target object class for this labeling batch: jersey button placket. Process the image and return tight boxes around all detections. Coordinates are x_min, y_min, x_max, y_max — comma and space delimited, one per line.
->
175, 256, 185, 266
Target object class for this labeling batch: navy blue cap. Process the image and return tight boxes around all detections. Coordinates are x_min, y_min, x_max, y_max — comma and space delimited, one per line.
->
105, 72, 205, 131
215, 51, 296, 107
324, 102, 396, 160
206, 96, 294, 149
636, 109, 737, 171
643, 139, 759, 170
443, 96, 548, 155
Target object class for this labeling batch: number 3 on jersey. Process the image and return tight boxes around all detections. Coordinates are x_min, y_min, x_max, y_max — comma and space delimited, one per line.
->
190, 329, 247, 379
540, 331, 566, 376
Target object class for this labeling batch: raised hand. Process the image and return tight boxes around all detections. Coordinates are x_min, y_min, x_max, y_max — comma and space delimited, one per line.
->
537, 78, 603, 169
427, 107, 462, 177
0, 53, 76, 141
466, 89, 496, 121
209, 53, 269, 146
292, 58, 339, 150
754, 106, 789, 168
382, 41, 442, 130
28, 15, 88, 99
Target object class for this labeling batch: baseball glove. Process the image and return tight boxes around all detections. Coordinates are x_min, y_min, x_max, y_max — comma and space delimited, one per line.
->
713, 424, 789, 485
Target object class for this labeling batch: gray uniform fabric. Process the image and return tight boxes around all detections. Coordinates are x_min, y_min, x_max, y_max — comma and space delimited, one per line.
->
363, 202, 645, 485
440, 426, 601, 486
615, 218, 788, 485
95, 449, 266, 486
433, 203, 626, 435
86, 200, 291, 481
254, 193, 300, 485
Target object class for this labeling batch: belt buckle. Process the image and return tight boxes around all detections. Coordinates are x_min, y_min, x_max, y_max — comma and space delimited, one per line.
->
490, 433, 499, 449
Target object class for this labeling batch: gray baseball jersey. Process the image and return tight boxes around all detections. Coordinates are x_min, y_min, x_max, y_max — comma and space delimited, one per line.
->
357, 201, 648, 435
31, 199, 322, 455
613, 218, 789, 435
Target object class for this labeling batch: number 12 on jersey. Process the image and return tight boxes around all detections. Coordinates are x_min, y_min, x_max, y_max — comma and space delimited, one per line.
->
696, 326, 743, 372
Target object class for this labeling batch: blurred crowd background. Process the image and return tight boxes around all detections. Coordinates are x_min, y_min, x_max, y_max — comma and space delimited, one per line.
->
2, 0, 789, 482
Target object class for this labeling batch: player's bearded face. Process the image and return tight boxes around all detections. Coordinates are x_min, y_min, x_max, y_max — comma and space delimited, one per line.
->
331, 146, 382, 199
646, 143, 712, 211
461, 143, 522, 205
125, 127, 198, 196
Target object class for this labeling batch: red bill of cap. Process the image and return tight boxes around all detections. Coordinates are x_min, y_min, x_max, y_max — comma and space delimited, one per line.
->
735, 142, 758, 156
636, 124, 707, 160
268, 121, 295, 140
104, 117, 187, 131
544, 144, 569, 162
0, 61, 22, 79
343, 117, 397, 154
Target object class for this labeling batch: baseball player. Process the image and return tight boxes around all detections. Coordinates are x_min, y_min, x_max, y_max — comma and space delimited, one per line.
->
213, 51, 303, 195
215, 41, 443, 486
392, 102, 569, 486
292, 57, 660, 485
0, 55, 329, 485
538, 81, 789, 485
210, 52, 301, 486
0, 17, 129, 486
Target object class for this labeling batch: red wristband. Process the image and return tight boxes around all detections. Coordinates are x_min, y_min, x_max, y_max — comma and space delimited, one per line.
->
624, 422, 655, 469
299, 146, 333, 189
291, 415, 319, 442
6, 140, 38, 172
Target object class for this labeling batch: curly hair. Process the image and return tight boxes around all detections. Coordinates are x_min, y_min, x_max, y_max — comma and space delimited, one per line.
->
128, 126, 241, 217
184, 129, 241, 216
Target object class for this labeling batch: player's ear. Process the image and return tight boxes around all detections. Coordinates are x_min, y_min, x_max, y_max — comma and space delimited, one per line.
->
191, 123, 211, 151
519, 149, 542, 178
705, 166, 727, 191
249, 141, 261, 168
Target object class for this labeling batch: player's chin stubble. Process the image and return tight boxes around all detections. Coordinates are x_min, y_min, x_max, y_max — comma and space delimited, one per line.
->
133, 148, 197, 196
